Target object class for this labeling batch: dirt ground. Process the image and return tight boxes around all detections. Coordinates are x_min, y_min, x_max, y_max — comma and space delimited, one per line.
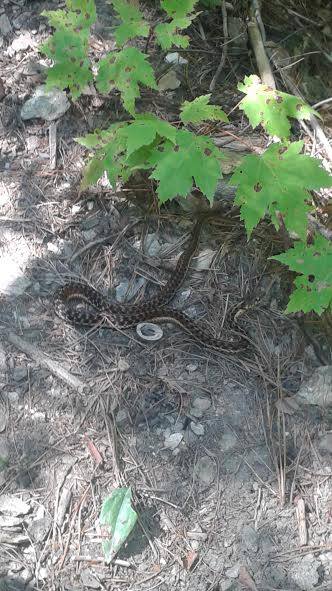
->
0, 1, 331, 590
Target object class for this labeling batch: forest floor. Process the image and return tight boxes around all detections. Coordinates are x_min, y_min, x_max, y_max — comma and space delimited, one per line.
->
0, 1, 331, 590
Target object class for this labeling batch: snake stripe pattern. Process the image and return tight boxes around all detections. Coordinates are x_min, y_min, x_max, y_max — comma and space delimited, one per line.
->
54, 220, 247, 352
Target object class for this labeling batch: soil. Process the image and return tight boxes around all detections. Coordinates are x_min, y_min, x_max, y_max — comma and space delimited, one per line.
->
0, 1, 331, 591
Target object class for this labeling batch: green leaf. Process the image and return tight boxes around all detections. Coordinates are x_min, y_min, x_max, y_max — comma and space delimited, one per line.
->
119, 113, 176, 156
180, 94, 228, 124
76, 124, 128, 189
100, 487, 138, 564
111, 0, 149, 45
161, 0, 198, 18
40, 0, 96, 99
148, 129, 221, 203
271, 235, 332, 315
155, 18, 193, 50
96, 47, 157, 115
229, 141, 332, 239
238, 75, 319, 140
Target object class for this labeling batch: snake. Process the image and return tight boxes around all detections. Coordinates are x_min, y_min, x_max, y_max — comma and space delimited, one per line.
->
54, 219, 248, 352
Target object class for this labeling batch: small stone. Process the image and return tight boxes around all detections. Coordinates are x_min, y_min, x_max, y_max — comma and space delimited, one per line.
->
0, 343, 6, 371
28, 516, 52, 543
164, 432, 183, 450
192, 397, 211, 412
71, 204, 81, 214
225, 564, 240, 579
13, 367, 28, 382
190, 422, 205, 436
290, 555, 320, 591
10, 32, 34, 53
186, 363, 198, 373
241, 525, 259, 553
117, 359, 130, 372
47, 241, 60, 253
115, 409, 129, 426
21, 86, 70, 121
0, 494, 30, 516
165, 52, 188, 65
81, 569, 100, 589
82, 228, 97, 241
295, 366, 332, 407
220, 431, 237, 451
158, 69, 181, 91
86, 200, 94, 211
0, 14, 12, 36
194, 455, 215, 485
6, 391, 19, 403
37, 566, 48, 580
318, 433, 332, 454
116, 277, 145, 303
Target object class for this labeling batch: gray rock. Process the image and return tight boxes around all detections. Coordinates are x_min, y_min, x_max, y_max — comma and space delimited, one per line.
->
28, 516, 52, 543
116, 277, 145, 303
10, 32, 34, 53
164, 432, 183, 450
194, 455, 216, 485
13, 367, 28, 382
241, 525, 259, 553
225, 563, 240, 579
318, 433, 332, 454
81, 569, 100, 589
0, 14, 12, 36
220, 430, 237, 451
0, 494, 30, 516
115, 409, 129, 426
6, 391, 19, 404
82, 229, 97, 242
295, 366, 332, 407
192, 397, 211, 412
21, 86, 70, 121
190, 422, 205, 436
290, 555, 320, 591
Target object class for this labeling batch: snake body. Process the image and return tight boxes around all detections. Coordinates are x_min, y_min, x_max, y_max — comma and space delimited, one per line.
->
54, 220, 247, 352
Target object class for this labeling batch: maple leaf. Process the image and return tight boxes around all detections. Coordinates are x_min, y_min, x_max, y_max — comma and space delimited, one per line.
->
76, 124, 128, 189
161, 0, 198, 18
271, 235, 332, 315
148, 129, 221, 203
229, 141, 332, 239
96, 47, 157, 115
155, 18, 193, 50
41, 0, 95, 99
180, 94, 228, 124
238, 75, 319, 140
111, 0, 149, 46
119, 113, 176, 156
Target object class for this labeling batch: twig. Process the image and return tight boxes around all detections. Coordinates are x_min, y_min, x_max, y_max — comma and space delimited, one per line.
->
209, 0, 228, 92
49, 122, 57, 170
8, 332, 86, 393
308, 215, 332, 242
247, 18, 275, 88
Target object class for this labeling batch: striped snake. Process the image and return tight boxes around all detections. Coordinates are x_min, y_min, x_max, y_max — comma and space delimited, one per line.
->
54, 220, 248, 352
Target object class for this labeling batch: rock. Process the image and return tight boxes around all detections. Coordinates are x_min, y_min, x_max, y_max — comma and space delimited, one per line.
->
0, 494, 30, 516
194, 248, 216, 271
290, 555, 320, 591
165, 52, 188, 65
190, 422, 205, 436
0, 14, 12, 36
6, 391, 20, 404
116, 277, 145, 303
115, 409, 129, 426
220, 430, 237, 451
225, 563, 240, 579
12, 367, 28, 382
164, 432, 183, 450
191, 396, 211, 415
295, 366, 332, 407
81, 569, 100, 589
117, 359, 130, 372
0, 343, 7, 373
133, 233, 162, 257
0, 436, 9, 465
158, 70, 181, 91
28, 516, 52, 543
194, 455, 216, 485
21, 86, 70, 121
10, 32, 34, 53
241, 525, 259, 553
82, 228, 97, 241
318, 433, 332, 454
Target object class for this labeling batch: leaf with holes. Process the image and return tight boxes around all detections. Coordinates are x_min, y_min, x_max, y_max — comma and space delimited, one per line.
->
148, 129, 222, 202
100, 487, 138, 564
229, 141, 332, 239
41, 0, 96, 99
238, 75, 319, 139
111, 0, 149, 46
119, 113, 176, 156
96, 47, 157, 115
271, 235, 332, 314
180, 94, 228, 124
